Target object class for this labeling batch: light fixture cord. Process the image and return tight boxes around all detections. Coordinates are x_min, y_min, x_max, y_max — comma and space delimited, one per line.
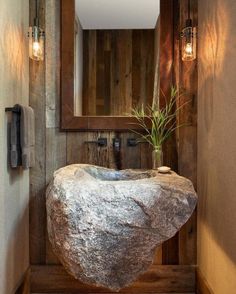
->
188, 0, 191, 19
35, 0, 38, 20
33, 0, 41, 28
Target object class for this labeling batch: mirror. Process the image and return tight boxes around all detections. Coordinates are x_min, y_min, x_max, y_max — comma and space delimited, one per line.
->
61, 0, 161, 130
74, 0, 160, 117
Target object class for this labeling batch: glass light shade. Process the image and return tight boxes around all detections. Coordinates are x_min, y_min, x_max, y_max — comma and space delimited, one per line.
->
29, 26, 44, 61
181, 26, 197, 62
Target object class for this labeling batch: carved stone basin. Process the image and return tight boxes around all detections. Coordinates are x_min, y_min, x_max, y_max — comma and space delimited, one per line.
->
46, 164, 197, 291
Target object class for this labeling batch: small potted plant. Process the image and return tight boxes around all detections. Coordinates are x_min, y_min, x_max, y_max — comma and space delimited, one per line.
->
130, 86, 188, 169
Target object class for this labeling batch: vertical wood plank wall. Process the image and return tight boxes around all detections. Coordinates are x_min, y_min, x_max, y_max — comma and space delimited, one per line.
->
176, 0, 198, 265
83, 30, 154, 116
29, 0, 197, 291
159, 0, 179, 265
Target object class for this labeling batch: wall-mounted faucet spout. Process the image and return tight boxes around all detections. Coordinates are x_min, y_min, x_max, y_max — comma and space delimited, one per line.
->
113, 138, 121, 152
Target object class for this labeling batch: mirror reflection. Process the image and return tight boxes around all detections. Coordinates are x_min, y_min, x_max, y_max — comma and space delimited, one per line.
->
74, 0, 160, 116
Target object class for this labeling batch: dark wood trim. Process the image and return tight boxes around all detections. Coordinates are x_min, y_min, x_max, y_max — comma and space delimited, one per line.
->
61, 0, 75, 129
31, 265, 196, 293
196, 269, 214, 294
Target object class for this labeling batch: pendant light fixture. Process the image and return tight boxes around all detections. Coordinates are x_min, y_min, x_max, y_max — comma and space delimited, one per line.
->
181, 0, 197, 62
28, 0, 45, 61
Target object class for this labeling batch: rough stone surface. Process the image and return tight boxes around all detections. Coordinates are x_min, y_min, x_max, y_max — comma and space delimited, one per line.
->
46, 164, 197, 291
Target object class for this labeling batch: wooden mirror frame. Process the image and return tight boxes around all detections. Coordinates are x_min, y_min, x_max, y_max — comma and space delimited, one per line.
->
61, 0, 172, 131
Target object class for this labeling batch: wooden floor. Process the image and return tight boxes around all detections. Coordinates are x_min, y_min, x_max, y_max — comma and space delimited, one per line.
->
31, 292, 197, 294
30, 265, 196, 294
31, 292, 196, 294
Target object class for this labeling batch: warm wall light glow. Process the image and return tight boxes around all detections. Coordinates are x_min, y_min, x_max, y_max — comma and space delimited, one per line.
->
29, 26, 44, 61
181, 26, 197, 62
32, 40, 43, 59
33, 41, 40, 53
185, 43, 193, 55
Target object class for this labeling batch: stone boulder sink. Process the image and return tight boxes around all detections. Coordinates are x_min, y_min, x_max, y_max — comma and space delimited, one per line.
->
46, 164, 197, 291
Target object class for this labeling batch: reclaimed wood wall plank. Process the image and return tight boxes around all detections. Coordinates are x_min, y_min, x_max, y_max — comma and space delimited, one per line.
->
132, 30, 141, 108
44, 0, 67, 265
87, 132, 110, 167
45, 128, 67, 265
67, 133, 89, 165
29, 0, 46, 265
153, 17, 160, 106
107, 132, 116, 169
96, 31, 105, 115
140, 143, 152, 170
120, 133, 141, 170
104, 46, 111, 115
45, 0, 61, 129
88, 31, 97, 116
82, 31, 89, 115
177, 0, 198, 265
140, 30, 155, 107
159, 0, 179, 265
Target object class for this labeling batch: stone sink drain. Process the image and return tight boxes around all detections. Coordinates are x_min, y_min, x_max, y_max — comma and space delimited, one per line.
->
46, 164, 197, 291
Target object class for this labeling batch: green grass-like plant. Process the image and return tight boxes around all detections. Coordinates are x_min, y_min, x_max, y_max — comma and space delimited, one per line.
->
129, 86, 188, 149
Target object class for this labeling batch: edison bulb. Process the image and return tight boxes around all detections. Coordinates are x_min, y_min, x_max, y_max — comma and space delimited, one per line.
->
185, 43, 193, 55
181, 26, 197, 61
29, 26, 44, 61
32, 41, 42, 58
